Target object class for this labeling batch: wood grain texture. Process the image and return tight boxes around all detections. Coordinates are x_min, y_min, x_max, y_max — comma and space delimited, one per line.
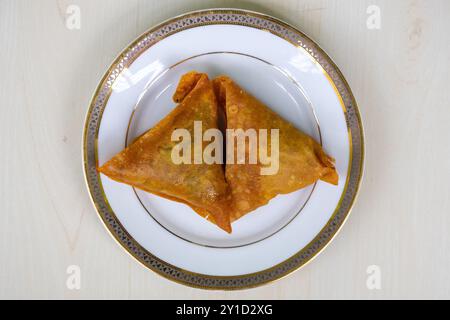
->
0, 0, 449, 299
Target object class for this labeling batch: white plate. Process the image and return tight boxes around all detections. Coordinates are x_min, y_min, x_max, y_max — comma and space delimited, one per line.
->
83, 9, 364, 289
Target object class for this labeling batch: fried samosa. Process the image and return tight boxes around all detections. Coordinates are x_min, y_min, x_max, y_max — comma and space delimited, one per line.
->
213, 76, 339, 221
98, 72, 232, 232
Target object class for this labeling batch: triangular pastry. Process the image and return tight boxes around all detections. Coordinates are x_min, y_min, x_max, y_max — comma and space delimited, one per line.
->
213, 75, 338, 221
99, 72, 232, 232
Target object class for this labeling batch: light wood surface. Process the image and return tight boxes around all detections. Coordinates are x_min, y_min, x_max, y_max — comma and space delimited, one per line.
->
1, 0, 449, 299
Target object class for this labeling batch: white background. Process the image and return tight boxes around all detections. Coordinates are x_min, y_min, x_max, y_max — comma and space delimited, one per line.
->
0, 0, 449, 299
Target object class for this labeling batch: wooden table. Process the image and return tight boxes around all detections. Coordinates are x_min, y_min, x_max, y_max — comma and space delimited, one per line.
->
1, 0, 449, 299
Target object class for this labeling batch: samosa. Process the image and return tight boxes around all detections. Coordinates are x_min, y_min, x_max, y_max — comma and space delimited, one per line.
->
213, 75, 338, 222
98, 72, 232, 232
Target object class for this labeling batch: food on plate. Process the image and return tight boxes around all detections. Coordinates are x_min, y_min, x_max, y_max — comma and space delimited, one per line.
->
98, 72, 232, 233
212, 75, 338, 222
98, 71, 338, 233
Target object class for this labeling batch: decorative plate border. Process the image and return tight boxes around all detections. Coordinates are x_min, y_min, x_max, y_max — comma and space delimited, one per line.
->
82, 9, 364, 290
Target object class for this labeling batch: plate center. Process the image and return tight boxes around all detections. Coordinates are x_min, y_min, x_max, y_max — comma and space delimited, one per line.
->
126, 52, 320, 248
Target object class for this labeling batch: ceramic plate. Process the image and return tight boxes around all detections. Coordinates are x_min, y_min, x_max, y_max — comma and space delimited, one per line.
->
83, 9, 364, 290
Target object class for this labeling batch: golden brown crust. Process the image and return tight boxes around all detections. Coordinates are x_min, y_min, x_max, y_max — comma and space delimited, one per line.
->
172, 71, 203, 103
99, 72, 232, 233
212, 76, 338, 221
99, 72, 338, 233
